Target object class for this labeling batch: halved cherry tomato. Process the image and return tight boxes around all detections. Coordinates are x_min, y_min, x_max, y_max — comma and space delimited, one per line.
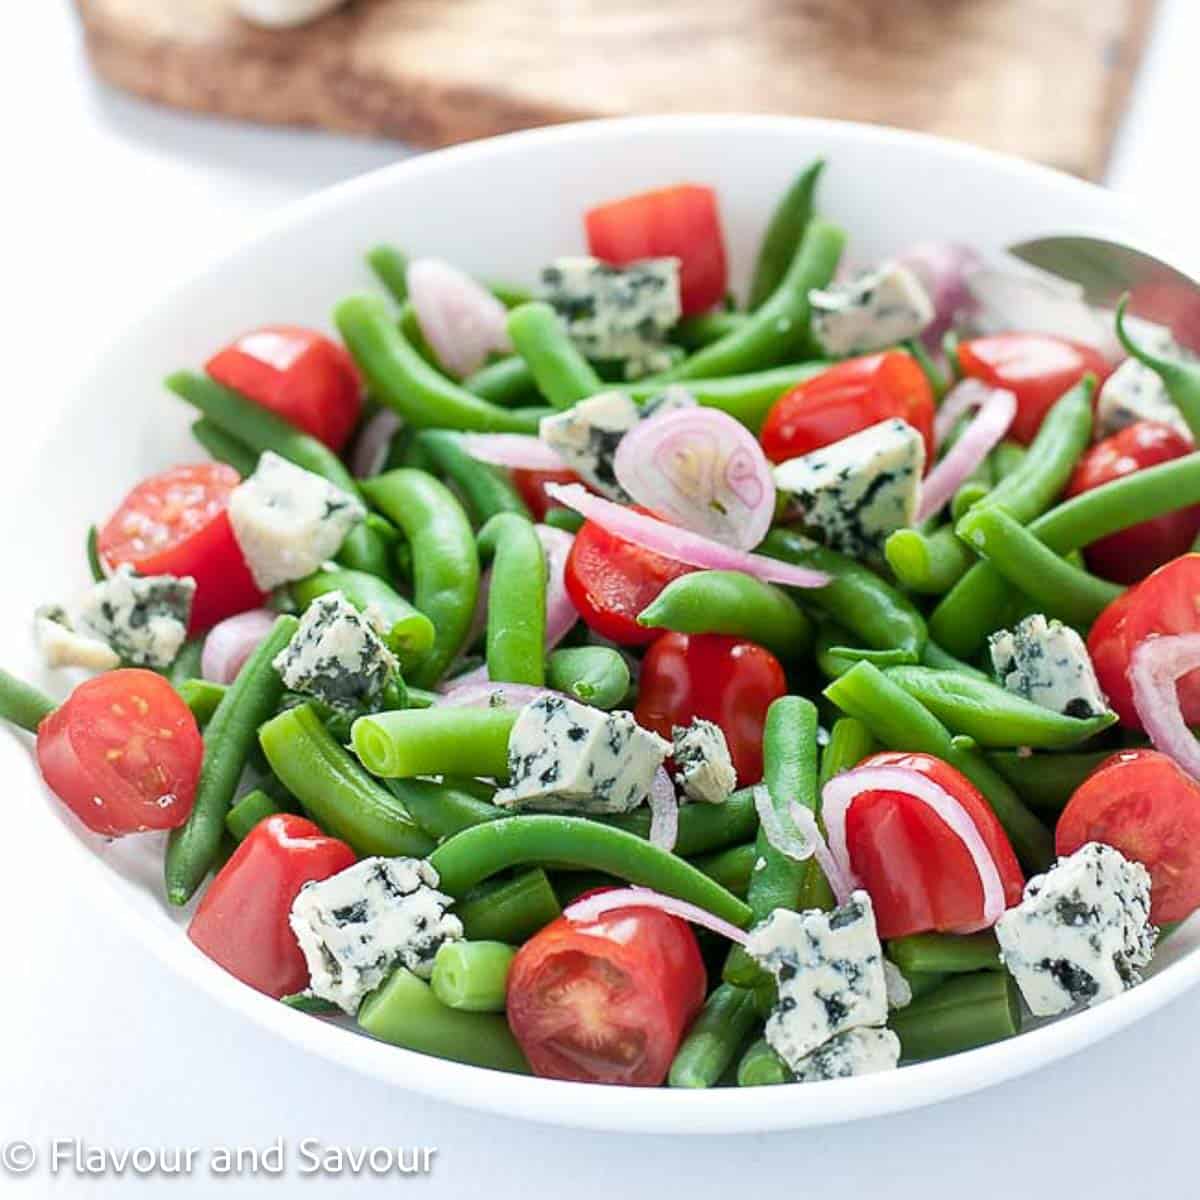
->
585, 185, 728, 316
1065, 421, 1200, 585
1088, 554, 1200, 728
842, 751, 1024, 939
956, 333, 1110, 445
505, 898, 706, 1085
563, 516, 694, 646
97, 463, 265, 631
36, 669, 202, 837
207, 326, 362, 452
1057, 749, 1200, 923
512, 467, 582, 522
188, 814, 356, 998
759, 351, 935, 464
634, 632, 786, 784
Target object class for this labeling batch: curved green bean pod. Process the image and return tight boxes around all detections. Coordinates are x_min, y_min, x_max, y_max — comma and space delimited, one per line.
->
668, 983, 758, 1088
889, 973, 1020, 1061
477, 513, 546, 685
814, 624, 914, 680
506, 301, 605, 409
919, 639, 988, 679
887, 931, 1002, 976
85, 525, 106, 583
386, 777, 505, 842
987, 748, 1113, 812
747, 159, 826, 310
601, 786, 759, 856
688, 842, 757, 899
1116, 294, 1200, 440
463, 356, 539, 406
884, 525, 976, 595
366, 243, 409, 303
415, 429, 532, 523
168, 638, 205, 688
544, 645, 631, 709
0, 669, 55, 733
191, 418, 259, 477
352, 706, 515, 779
455, 869, 561, 943
671, 311, 749, 350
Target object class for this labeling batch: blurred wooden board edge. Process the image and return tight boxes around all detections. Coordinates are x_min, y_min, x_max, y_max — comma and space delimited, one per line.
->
73, 0, 1157, 180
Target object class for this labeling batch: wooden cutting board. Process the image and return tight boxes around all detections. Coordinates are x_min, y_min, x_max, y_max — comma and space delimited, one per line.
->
75, 0, 1155, 179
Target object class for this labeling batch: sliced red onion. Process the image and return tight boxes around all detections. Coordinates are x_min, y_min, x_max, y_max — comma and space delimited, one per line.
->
613, 406, 775, 551
536, 524, 578, 650
200, 608, 279, 684
894, 242, 982, 347
822, 764, 1007, 931
407, 258, 511, 379
917, 385, 1016, 522
438, 681, 556, 709
544, 483, 830, 590
753, 784, 814, 863
436, 663, 490, 696
350, 409, 403, 479
1130, 634, 1200, 779
647, 767, 679, 851
788, 802, 855, 907
564, 886, 748, 946
933, 378, 999, 449
461, 434, 569, 472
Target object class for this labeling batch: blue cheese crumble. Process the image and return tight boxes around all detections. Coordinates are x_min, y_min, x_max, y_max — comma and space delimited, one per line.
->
791, 1027, 901, 1082
672, 718, 736, 804
289, 857, 462, 1014
809, 263, 934, 358
495, 694, 671, 815
995, 842, 1156, 1017
273, 591, 397, 710
772, 418, 925, 559
988, 613, 1109, 719
34, 605, 121, 671
228, 451, 366, 590
72, 565, 194, 669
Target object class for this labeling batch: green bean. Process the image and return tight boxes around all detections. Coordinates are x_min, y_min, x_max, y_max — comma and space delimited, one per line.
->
889, 972, 1021, 1061
661, 219, 845, 380
545, 645, 630, 709
814, 625, 915, 680
884, 525, 976, 595
168, 639, 205, 688
191, 418, 259, 477
366, 243, 409, 303
357, 967, 530, 1073
416, 429, 532, 523
906, 337, 950, 400
176, 678, 226, 727
352, 707, 515, 779
671, 311, 749, 350
489, 282, 534, 309
477, 513, 546, 685
258, 704, 434, 857
883, 665, 1116, 749
688, 843, 757, 899
824, 662, 1054, 871
280, 991, 338, 1014
386, 778, 505, 841
431, 940, 516, 1012
637, 570, 814, 659
165, 616, 296, 905
456, 869, 561, 942
668, 983, 758, 1088
952, 441, 1027, 522
0, 669, 55, 733
737, 1037, 792, 1086
602, 786, 759, 856
429, 816, 752, 926
987, 749, 1112, 812
748, 159, 826, 310
463, 356, 540, 406
361, 469, 480, 687
334, 296, 546, 433
899, 968, 950, 1001
887, 931, 1002, 975
84, 525, 106, 583
542, 507, 585, 534
919, 640, 988, 679
819, 716, 877, 787
506, 302, 605, 409
224, 788, 283, 842
1116, 294, 1200, 440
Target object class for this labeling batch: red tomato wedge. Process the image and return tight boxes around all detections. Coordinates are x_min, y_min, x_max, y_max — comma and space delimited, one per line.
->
1088, 554, 1200, 728
97, 463, 265, 631
759, 351, 935, 464
634, 632, 786, 785
956, 333, 1110, 445
512, 467, 582, 522
505, 900, 706, 1085
1057, 749, 1200, 923
207, 326, 362, 452
36, 669, 202, 837
585, 185, 728, 316
842, 752, 1024, 939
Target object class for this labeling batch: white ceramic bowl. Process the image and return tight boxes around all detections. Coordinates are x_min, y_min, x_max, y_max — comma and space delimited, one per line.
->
3, 115, 1197, 1134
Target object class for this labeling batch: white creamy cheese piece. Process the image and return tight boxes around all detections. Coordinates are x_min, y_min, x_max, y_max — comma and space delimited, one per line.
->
790, 1027, 901, 1082
236, 0, 349, 29
289, 857, 463, 1014
809, 263, 934, 358
882, 959, 913, 1010
746, 891, 889, 1069
228, 451, 365, 590
494, 694, 671, 815
988, 613, 1109, 719
273, 591, 397, 710
672, 718, 736, 804
995, 842, 1156, 1017
773, 418, 925, 559
74, 565, 194, 669
34, 606, 120, 672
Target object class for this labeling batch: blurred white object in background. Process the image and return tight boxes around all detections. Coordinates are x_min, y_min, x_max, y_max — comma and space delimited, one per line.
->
237, 0, 348, 28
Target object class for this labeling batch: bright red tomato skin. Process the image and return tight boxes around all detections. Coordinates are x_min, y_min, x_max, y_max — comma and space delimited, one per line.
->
188, 815, 356, 999
759, 352, 935, 463
957, 333, 1110, 444
1065, 421, 1200, 584
843, 751, 1024, 939
511, 467, 582, 522
634, 633, 785, 784
36, 670, 202, 837
585, 185, 728, 316
206, 326, 362, 451
1057, 749, 1200, 923
506, 901, 706, 1085
1088, 554, 1200, 728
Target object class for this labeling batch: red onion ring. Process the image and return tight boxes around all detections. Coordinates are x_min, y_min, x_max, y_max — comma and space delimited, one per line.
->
350, 409, 403, 479
753, 784, 814, 863
437, 681, 558, 709
536, 524, 578, 650
894, 242, 982, 347
461, 434, 569, 472
647, 767, 679, 851
1131, 634, 1200, 779
565, 886, 749, 946
200, 608, 279, 684
407, 258, 512, 378
788, 802, 855, 906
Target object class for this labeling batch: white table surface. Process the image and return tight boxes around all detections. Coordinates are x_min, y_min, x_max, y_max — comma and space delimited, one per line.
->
4, 3, 1198, 1195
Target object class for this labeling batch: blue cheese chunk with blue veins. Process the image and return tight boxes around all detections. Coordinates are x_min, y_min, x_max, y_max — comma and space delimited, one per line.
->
34, 605, 121, 671
74, 565, 194, 669
809, 263, 934, 358
772, 418, 925, 559
791, 1027, 901, 1082
539, 256, 681, 378
746, 891, 889, 1069
995, 842, 1156, 1017
988, 613, 1109, 719
289, 856, 462, 1014
228, 451, 365, 590
495, 694, 671, 815
273, 591, 396, 709
672, 718, 736, 804
1096, 321, 1194, 443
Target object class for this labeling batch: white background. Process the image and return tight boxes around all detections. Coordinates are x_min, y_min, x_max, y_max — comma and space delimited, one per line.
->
3, 3, 1198, 1196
